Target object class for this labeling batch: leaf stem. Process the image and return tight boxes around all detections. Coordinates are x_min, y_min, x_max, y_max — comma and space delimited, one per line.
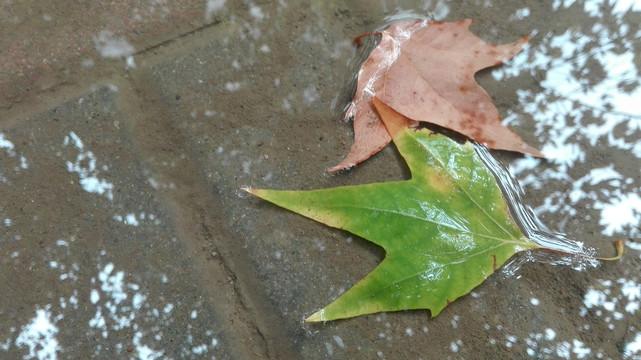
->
595, 240, 625, 261
541, 240, 624, 262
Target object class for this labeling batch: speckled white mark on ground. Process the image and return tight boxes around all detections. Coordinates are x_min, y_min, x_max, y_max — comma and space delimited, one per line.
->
205, 0, 226, 21
14, 307, 62, 360
93, 30, 135, 59
1, 233, 221, 358
63, 131, 114, 201
0, 133, 28, 183
487, 2, 641, 357
625, 332, 641, 358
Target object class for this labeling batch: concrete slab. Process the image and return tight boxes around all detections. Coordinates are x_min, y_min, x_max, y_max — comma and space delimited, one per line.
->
0, 0, 221, 109
0, 87, 251, 358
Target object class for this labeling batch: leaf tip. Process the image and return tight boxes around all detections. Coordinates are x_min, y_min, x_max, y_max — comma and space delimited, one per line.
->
240, 187, 260, 196
327, 163, 351, 173
371, 97, 413, 140
305, 309, 326, 323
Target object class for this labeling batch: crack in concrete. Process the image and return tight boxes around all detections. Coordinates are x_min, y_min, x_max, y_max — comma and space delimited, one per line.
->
133, 19, 223, 57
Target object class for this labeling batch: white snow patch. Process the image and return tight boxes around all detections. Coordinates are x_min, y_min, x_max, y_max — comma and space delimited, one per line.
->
581, 278, 641, 329
249, 5, 265, 21
126, 55, 136, 69
93, 30, 135, 58
63, 131, 114, 201
572, 339, 591, 358
15, 307, 61, 360
495, 23, 641, 239
594, 192, 641, 236
125, 213, 139, 226
205, 0, 226, 21
90, 289, 100, 304
302, 86, 319, 105
605, 0, 641, 15
510, 7, 531, 20
0, 133, 16, 155
624, 332, 641, 358
530, 298, 540, 306
225, 82, 242, 92
545, 328, 556, 341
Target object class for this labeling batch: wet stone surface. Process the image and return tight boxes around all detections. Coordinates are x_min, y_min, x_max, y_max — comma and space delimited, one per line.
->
2, 1, 641, 359
0, 88, 233, 358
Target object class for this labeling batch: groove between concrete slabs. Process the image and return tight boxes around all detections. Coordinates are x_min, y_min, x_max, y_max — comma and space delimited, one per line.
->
115, 22, 300, 358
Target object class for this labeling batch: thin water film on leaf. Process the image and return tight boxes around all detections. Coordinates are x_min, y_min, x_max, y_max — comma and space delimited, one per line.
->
331, 19, 541, 172
247, 99, 540, 321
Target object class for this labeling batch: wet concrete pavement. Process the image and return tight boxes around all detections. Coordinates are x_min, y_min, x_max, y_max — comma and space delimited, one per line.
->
2, 1, 641, 359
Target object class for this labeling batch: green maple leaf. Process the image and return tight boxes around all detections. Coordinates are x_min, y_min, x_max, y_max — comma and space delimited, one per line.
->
244, 98, 622, 322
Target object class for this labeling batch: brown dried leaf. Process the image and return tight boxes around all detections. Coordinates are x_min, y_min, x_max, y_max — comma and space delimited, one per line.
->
330, 19, 541, 172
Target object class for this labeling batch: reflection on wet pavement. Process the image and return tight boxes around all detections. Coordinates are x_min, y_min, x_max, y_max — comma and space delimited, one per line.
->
1, 0, 640, 359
